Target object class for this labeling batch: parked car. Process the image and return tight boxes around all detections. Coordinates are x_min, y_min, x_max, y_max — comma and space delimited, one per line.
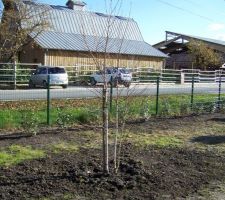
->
221, 63, 225, 69
90, 67, 132, 87
29, 66, 68, 88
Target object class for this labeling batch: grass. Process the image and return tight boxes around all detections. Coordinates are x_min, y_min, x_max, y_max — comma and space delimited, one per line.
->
0, 94, 224, 130
0, 110, 21, 129
124, 132, 183, 149
0, 145, 45, 166
1, 107, 225, 169
0, 130, 103, 167
50, 142, 79, 154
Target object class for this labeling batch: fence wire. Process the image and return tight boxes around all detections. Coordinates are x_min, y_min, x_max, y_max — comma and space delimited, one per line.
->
0, 78, 224, 131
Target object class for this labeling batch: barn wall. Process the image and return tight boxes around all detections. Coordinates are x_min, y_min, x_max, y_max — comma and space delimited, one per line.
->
166, 52, 193, 69
45, 50, 164, 71
19, 43, 45, 65
166, 51, 225, 69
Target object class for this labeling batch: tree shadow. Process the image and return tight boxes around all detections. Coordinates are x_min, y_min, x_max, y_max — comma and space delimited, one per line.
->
0, 133, 31, 140
208, 118, 225, 123
191, 135, 225, 145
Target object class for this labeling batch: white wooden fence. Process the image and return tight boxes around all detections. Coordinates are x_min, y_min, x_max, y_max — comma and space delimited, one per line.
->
0, 63, 225, 87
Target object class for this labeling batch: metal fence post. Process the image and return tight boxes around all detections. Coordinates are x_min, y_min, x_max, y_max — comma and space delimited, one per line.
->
191, 76, 194, 109
13, 61, 17, 89
47, 74, 50, 125
218, 72, 222, 109
109, 76, 113, 113
156, 76, 160, 115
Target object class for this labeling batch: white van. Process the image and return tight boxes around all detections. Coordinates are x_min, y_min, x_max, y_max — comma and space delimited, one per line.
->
90, 67, 132, 87
29, 66, 68, 88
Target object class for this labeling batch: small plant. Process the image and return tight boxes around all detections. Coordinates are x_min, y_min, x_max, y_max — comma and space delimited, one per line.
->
75, 108, 100, 124
206, 101, 217, 113
140, 99, 151, 120
75, 111, 90, 123
56, 107, 73, 128
21, 110, 39, 136
192, 103, 206, 115
160, 99, 174, 116
180, 103, 192, 115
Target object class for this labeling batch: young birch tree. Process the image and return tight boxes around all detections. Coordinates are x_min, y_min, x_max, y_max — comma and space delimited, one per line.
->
80, 0, 150, 174
79, 0, 132, 174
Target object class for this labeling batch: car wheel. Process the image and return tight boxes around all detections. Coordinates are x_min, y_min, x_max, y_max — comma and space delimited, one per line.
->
29, 80, 35, 88
43, 81, 48, 89
124, 82, 131, 88
90, 77, 97, 86
113, 78, 118, 87
62, 84, 68, 89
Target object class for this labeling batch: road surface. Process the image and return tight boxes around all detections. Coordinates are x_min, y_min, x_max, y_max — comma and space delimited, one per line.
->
0, 83, 224, 101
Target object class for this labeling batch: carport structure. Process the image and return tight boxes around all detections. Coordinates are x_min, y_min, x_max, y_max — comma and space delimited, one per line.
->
153, 31, 225, 69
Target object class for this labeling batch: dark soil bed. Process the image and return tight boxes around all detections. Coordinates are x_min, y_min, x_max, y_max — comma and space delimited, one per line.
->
0, 114, 225, 199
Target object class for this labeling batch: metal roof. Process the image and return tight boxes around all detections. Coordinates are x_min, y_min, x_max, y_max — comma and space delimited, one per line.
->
185, 35, 225, 46
166, 31, 225, 46
154, 31, 225, 48
31, 31, 167, 57
22, 1, 167, 58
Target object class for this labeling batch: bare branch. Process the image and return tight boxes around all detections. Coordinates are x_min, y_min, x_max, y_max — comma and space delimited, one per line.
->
0, 0, 49, 62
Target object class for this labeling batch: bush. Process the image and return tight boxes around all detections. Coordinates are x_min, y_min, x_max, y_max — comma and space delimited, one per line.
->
21, 110, 39, 135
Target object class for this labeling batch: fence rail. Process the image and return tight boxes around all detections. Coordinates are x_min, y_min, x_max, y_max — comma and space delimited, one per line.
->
1, 63, 225, 88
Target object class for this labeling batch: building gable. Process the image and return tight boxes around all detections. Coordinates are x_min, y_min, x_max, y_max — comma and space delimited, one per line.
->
22, 0, 167, 58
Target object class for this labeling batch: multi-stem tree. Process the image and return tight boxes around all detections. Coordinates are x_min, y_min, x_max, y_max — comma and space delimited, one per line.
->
80, 0, 133, 174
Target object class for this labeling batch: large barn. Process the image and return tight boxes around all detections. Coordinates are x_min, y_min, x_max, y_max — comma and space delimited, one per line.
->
154, 31, 225, 70
8, 0, 168, 71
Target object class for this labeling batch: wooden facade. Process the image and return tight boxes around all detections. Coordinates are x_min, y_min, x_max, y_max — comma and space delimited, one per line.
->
20, 47, 164, 71
19, 43, 45, 65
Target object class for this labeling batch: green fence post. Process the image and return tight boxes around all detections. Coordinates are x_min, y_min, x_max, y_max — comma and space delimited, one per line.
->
156, 76, 160, 115
47, 74, 50, 125
191, 76, 194, 109
13, 61, 17, 90
109, 76, 113, 113
218, 72, 222, 109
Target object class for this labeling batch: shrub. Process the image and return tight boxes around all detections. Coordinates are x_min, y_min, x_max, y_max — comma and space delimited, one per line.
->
21, 110, 39, 136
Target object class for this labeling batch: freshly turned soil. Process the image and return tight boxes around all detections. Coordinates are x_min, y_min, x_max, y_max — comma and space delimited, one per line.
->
0, 114, 225, 199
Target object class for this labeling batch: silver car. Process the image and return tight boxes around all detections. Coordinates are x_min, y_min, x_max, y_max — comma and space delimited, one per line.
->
29, 66, 68, 88
90, 67, 132, 87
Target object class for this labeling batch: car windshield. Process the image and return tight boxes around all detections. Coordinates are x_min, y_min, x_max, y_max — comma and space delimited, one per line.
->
118, 68, 130, 74
49, 67, 66, 74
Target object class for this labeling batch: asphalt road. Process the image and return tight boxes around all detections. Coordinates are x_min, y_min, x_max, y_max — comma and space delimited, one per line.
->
0, 83, 224, 101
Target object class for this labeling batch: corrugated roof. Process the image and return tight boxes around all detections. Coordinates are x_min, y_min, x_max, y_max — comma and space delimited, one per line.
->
165, 31, 225, 46
185, 34, 225, 46
23, 1, 167, 58
31, 31, 167, 57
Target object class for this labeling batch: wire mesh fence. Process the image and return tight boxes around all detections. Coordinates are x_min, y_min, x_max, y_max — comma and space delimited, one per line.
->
0, 77, 225, 132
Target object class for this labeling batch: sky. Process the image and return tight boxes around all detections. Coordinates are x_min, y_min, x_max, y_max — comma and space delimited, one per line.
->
1, 0, 225, 45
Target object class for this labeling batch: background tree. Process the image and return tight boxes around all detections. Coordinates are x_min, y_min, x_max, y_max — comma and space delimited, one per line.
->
187, 39, 222, 70
0, 0, 49, 62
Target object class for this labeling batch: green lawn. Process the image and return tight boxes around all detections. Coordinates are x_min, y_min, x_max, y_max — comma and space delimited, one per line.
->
0, 94, 224, 130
